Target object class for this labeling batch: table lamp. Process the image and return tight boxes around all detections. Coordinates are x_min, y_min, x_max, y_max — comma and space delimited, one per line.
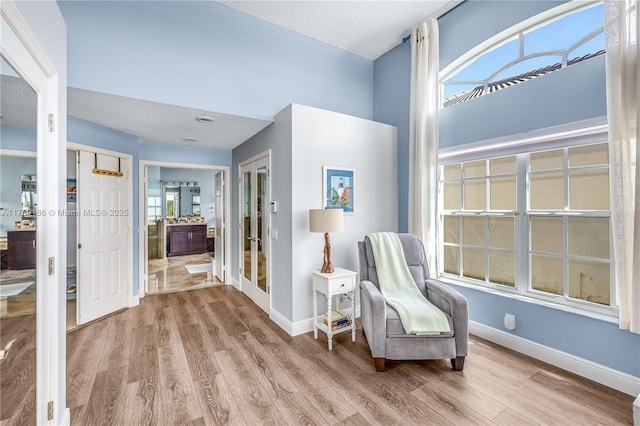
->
309, 208, 344, 273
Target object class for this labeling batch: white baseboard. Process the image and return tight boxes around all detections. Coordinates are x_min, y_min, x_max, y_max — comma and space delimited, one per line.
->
130, 295, 140, 307
61, 407, 70, 426
271, 305, 361, 337
469, 321, 640, 396
231, 277, 240, 290
634, 394, 639, 426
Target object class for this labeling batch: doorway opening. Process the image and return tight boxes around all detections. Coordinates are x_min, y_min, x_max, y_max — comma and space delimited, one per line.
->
139, 162, 230, 298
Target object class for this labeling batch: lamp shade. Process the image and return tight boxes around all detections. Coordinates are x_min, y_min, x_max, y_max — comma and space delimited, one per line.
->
309, 208, 343, 233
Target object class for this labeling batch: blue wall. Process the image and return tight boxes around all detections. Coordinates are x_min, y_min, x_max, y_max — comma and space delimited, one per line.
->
0, 125, 37, 152
57, 0, 373, 122
68, 116, 230, 295
373, 0, 640, 377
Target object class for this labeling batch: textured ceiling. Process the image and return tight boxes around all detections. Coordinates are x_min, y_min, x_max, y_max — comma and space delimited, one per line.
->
1, 74, 37, 129
218, 0, 461, 60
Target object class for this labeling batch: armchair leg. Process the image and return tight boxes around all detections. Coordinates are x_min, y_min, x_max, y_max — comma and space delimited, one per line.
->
451, 356, 465, 371
374, 357, 386, 372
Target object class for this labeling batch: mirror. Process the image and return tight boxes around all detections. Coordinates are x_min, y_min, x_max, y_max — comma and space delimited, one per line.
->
0, 56, 38, 423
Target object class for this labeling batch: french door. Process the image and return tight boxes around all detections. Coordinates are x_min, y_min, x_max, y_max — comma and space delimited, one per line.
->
240, 156, 270, 314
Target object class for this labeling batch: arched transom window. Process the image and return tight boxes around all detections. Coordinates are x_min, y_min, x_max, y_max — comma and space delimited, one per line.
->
440, 1, 604, 108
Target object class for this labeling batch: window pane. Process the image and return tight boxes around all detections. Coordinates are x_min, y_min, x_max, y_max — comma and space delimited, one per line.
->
569, 169, 610, 210
443, 84, 479, 102
531, 255, 563, 295
450, 38, 519, 82
530, 216, 563, 253
444, 164, 461, 179
568, 31, 605, 61
492, 55, 561, 81
568, 143, 608, 167
568, 217, 610, 259
490, 156, 516, 175
489, 251, 515, 287
569, 259, 610, 305
464, 161, 486, 178
490, 177, 516, 210
530, 173, 564, 209
463, 216, 485, 246
464, 180, 486, 210
443, 215, 459, 244
530, 149, 563, 171
463, 248, 485, 281
444, 182, 461, 210
489, 217, 514, 250
524, 4, 604, 54
444, 246, 460, 275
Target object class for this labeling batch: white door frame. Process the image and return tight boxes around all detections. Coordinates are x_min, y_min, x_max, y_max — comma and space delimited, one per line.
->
1, 2, 65, 423
67, 142, 135, 309
138, 160, 231, 297
238, 151, 272, 314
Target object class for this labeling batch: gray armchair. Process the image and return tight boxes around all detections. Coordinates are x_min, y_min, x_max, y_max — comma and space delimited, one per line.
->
358, 233, 469, 372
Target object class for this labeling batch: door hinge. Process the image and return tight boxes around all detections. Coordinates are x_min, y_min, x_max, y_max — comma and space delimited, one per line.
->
77, 243, 82, 249
47, 401, 54, 421
48, 257, 55, 275
48, 114, 54, 133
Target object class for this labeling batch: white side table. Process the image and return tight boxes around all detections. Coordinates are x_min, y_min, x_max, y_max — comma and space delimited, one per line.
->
312, 267, 357, 350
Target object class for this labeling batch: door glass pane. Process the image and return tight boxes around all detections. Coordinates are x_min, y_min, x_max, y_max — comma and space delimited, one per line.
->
530, 216, 563, 253
1, 56, 37, 424
463, 248, 485, 281
257, 167, 267, 293
489, 251, 515, 287
531, 255, 563, 295
569, 169, 610, 210
530, 172, 564, 209
568, 260, 610, 305
568, 217, 610, 259
243, 171, 251, 281
464, 179, 486, 210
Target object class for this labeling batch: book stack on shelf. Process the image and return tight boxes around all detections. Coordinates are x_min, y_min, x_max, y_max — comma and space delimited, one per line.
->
323, 309, 351, 331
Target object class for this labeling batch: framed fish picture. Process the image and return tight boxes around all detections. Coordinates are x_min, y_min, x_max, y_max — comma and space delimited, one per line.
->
323, 166, 354, 213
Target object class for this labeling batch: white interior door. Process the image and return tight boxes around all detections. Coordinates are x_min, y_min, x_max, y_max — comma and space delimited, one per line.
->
239, 157, 270, 313
77, 150, 129, 324
215, 171, 225, 282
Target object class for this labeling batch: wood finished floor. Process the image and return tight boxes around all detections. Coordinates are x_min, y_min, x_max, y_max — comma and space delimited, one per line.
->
66, 285, 634, 426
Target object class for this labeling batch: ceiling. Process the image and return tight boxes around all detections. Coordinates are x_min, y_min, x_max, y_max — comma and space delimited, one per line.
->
3, 1, 461, 149
218, 0, 461, 60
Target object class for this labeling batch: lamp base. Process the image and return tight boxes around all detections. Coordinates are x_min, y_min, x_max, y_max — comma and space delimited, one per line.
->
320, 232, 335, 274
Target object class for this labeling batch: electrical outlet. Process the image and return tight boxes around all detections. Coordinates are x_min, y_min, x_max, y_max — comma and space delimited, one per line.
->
341, 293, 350, 303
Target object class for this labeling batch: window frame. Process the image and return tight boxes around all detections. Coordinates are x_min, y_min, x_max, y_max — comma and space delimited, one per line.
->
439, 0, 604, 108
437, 117, 617, 318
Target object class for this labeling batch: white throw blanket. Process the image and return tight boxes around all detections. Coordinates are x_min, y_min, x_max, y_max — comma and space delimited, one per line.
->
367, 232, 450, 335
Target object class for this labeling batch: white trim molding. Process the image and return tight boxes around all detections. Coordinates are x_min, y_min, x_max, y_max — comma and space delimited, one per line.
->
469, 321, 640, 396
272, 305, 361, 337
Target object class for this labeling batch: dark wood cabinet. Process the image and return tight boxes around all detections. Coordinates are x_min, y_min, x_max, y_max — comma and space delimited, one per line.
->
7, 230, 36, 270
167, 224, 207, 257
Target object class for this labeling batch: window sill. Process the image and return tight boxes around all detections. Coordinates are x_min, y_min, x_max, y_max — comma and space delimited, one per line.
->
438, 276, 619, 325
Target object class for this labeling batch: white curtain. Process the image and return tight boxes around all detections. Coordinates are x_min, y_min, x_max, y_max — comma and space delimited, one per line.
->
408, 19, 440, 273
604, 0, 639, 333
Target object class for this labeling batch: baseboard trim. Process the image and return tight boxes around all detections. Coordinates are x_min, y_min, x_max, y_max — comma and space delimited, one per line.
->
60, 407, 71, 426
231, 277, 240, 290
272, 306, 361, 337
469, 321, 640, 396
130, 295, 140, 307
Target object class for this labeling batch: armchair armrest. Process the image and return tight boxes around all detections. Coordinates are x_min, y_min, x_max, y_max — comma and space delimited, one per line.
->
425, 279, 469, 357
360, 280, 387, 358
